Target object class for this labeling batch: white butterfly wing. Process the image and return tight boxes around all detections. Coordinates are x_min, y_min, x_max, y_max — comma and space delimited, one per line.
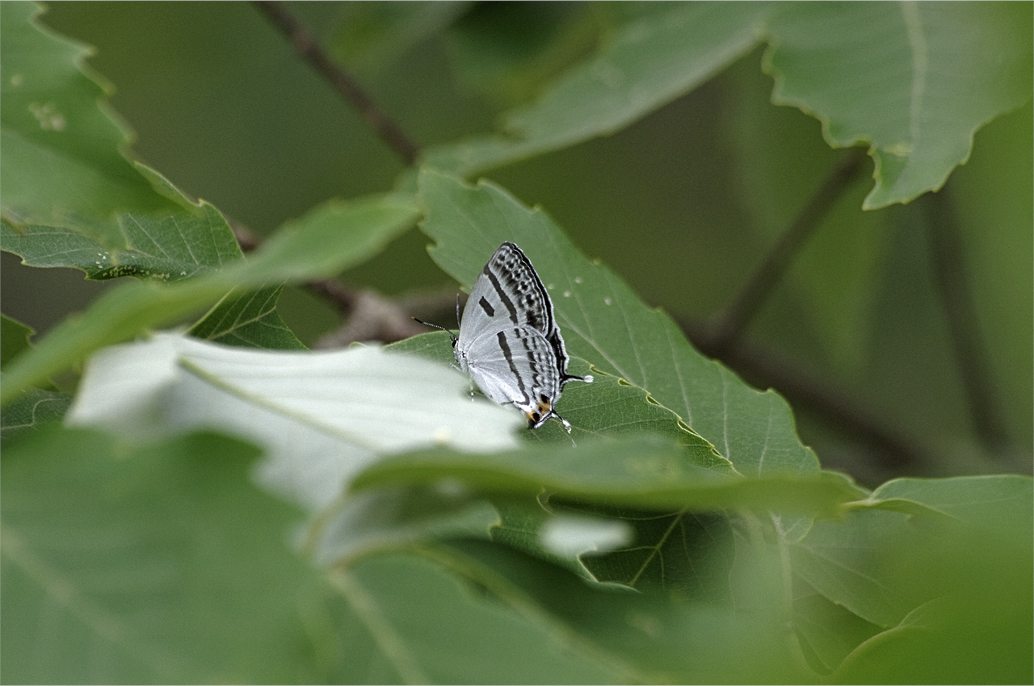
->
457, 324, 561, 429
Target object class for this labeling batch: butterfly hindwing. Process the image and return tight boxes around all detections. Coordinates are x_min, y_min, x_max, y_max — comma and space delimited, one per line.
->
458, 323, 560, 428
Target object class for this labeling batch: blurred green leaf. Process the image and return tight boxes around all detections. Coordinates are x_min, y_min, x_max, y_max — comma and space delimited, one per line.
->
424, 3, 773, 175
792, 474, 1033, 631
189, 285, 306, 350
329, 2, 472, 75
765, 2, 1034, 209
829, 525, 1033, 684
791, 507, 925, 628
0, 426, 329, 684
245, 196, 419, 283
446, 2, 599, 107
417, 168, 817, 478
426, 538, 806, 683
310, 485, 499, 567
1, 313, 35, 366
793, 588, 882, 674
0, 387, 71, 443
66, 333, 521, 509
353, 436, 864, 517
858, 474, 1033, 533
335, 553, 628, 683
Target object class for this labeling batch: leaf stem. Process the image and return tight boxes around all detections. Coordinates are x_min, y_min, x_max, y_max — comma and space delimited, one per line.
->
703, 148, 868, 353
252, 1, 420, 165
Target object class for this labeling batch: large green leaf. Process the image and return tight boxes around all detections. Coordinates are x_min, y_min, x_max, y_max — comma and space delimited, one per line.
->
4, 426, 627, 683
0, 2, 181, 230
764, 2, 1034, 209
1, 427, 329, 683
416, 168, 817, 479
420, 538, 806, 683
856, 474, 1033, 531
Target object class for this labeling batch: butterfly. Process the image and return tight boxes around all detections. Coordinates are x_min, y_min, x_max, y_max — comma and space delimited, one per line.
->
417, 242, 592, 432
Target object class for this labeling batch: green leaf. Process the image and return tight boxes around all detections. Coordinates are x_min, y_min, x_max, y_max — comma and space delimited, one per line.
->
0, 426, 330, 683
66, 333, 522, 509
426, 539, 806, 683
332, 553, 627, 683
0, 2, 181, 227
791, 475, 1033, 632
0, 387, 71, 443
790, 508, 921, 628
416, 168, 818, 478
1, 202, 242, 280
764, 2, 1034, 209
189, 286, 306, 351
856, 474, 1033, 534
793, 587, 882, 674
423, 3, 774, 175
0, 194, 419, 405
310, 486, 499, 567
353, 436, 864, 517
1, 313, 35, 367
244, 195, 419, 284
445, 2, 599, 107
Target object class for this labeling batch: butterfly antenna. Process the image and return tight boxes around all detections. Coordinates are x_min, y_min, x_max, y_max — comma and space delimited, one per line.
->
411, 316, 457, 343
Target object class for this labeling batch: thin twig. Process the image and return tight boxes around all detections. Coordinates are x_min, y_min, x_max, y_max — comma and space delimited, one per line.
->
682, 318, 928, 473
702, 148, 868, 355
923, 188, 1010, 454
252, 1, 420, 165
313, 285, 460, 348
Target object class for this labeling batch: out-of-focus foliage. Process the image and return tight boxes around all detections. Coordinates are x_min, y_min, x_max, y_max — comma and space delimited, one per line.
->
2, 3, 1030, 683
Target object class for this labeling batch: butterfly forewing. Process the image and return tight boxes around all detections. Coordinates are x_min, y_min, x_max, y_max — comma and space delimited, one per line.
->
460, 242, 555, 338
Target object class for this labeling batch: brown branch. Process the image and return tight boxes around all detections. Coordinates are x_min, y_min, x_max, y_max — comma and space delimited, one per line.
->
700, 148, 868, 356
252, 1, 420, 165
923, 188, 1010, 454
